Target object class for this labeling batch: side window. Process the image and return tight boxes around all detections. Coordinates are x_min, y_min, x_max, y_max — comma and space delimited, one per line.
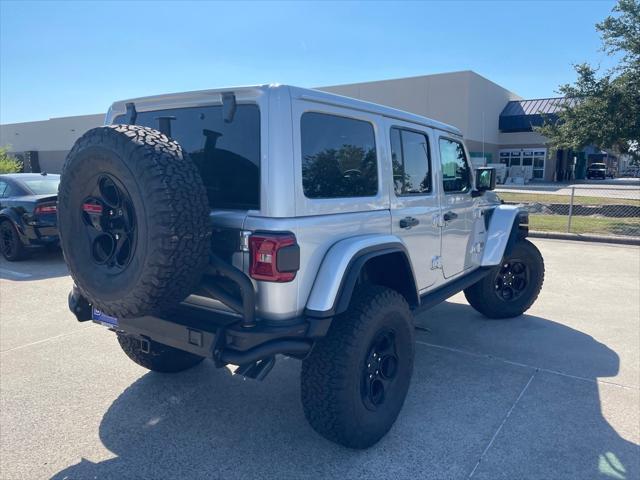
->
390, 127, 432, 195
0, 181, 8, 198
301, 112, 378, 199
439, 138, 471, 193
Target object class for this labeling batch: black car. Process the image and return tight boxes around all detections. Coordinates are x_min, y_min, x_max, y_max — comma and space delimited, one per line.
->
586, 162, 608, 180
0, 173, 60, 261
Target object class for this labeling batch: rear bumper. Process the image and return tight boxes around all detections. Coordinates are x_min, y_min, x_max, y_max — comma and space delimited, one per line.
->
68, 285, 331, 366
116, 307, 329, 365
25, 224, 59, 247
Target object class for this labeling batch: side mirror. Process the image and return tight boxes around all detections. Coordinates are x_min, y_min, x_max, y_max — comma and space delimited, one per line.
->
472, 167, 496, 197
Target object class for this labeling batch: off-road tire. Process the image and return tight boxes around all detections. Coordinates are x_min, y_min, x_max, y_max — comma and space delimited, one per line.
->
301, 286, 415, 449
57, 125, 211, 318
116, 333, 205, 373
464, 239, 544, 319
0, 220, 29, 261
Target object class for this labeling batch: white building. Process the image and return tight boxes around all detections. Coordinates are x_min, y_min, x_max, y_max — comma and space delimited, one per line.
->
1, 71, 591, 180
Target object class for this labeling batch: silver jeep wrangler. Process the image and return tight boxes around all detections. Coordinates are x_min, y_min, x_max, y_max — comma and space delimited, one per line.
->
60, 85, 544, 449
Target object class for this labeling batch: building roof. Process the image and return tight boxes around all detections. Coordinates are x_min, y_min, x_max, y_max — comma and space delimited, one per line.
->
499, 97, 575, 132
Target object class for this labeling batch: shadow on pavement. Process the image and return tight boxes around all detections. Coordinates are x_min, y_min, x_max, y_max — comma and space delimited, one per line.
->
51, 303, 638, 480
0, 248, 68, 281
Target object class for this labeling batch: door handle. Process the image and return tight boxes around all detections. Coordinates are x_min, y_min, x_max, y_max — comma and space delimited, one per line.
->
443, 211, 458, 221
399, 216, 420, 229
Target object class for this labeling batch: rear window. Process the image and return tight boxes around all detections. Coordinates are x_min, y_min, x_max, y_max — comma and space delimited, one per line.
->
301, 112, 378, 199
22, 177, 59, 195
117, 104, 260, 210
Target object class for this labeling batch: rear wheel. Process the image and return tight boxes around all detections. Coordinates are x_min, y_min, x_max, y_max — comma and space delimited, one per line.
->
0, 220, 29, 261
464, 239, 544, 319
116, 333, 205, 373
301, 286, 415, 449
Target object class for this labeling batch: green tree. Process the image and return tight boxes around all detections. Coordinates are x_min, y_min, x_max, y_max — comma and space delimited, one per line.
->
537, 0, 640, 158
0, 146, 22, 174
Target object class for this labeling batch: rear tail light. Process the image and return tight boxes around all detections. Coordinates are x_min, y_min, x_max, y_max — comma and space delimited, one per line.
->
34, 203, 57, 215
249, 233, 300, 282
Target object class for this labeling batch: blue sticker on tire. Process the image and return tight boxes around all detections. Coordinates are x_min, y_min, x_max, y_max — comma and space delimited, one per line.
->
92, 308, 118, 327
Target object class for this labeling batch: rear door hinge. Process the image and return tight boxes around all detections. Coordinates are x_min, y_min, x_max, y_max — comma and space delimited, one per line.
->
471, 241, 485, 254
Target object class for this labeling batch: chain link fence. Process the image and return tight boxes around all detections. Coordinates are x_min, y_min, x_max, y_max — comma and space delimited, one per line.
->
497, 185, 640, 239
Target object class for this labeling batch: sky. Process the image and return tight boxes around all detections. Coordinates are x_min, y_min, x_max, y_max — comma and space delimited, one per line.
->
0, 0, 619, 124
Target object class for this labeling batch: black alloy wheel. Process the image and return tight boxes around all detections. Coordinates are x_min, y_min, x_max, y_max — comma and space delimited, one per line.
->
0, 221, 27, 261
81, 174, 137, 273
0, 222, 16, 258
494, 260, 529, 302
362, 329, 400, 411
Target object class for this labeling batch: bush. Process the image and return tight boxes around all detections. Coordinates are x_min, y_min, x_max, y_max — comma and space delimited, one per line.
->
0, 146, 22, 174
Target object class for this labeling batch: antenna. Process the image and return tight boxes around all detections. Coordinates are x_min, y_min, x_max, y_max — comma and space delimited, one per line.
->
482, 111, 485, 165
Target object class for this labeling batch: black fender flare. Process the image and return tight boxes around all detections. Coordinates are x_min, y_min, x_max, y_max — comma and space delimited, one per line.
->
503, 210, 529, 258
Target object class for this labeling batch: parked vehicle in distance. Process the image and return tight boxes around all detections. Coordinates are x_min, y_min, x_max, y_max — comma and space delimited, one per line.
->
621, 167, 640, 178
60, 85, 545, 449
0, 173, 59, 261
586, 162, 608, 180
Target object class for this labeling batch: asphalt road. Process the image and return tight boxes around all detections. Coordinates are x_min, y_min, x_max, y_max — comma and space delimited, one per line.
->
1, 239, 638, 480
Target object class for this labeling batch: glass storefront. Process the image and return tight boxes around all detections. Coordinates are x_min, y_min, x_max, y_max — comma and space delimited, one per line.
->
499, 148, 546, 180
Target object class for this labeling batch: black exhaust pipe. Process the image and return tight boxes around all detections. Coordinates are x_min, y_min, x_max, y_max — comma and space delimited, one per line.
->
219, 339, 312, 366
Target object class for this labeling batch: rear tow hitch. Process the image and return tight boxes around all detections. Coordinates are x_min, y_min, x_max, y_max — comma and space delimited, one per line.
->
68, 286, 92, 322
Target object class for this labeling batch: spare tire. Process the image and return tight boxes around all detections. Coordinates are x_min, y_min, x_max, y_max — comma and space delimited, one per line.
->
58, 124, 211, 318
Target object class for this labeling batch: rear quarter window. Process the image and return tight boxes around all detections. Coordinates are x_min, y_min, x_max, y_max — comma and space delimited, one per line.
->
301, 112, 378, 199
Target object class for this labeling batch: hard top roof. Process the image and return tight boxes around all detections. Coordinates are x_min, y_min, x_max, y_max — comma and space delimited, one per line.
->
110, 84, 462, 136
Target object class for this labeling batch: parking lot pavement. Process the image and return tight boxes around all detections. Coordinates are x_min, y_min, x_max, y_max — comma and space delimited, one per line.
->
1, 239, 638, 480
495, 178, 640, 199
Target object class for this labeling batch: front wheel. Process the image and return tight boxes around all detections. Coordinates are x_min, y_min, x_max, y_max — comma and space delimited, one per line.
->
301, 286, 415, 449
464, 239, 544, 319
116, 333, 205, 373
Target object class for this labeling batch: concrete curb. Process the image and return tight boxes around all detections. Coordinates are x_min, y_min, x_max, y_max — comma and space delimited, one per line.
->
529, 230, 640, 246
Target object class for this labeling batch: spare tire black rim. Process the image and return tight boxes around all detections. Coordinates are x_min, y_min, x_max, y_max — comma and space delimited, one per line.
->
81, 174, 137, 272
361, 328, 399, 411
494, 260, 529, 302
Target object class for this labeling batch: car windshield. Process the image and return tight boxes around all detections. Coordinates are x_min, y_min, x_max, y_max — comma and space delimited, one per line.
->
21, 177, 60, 195
590, 164, 606, 169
